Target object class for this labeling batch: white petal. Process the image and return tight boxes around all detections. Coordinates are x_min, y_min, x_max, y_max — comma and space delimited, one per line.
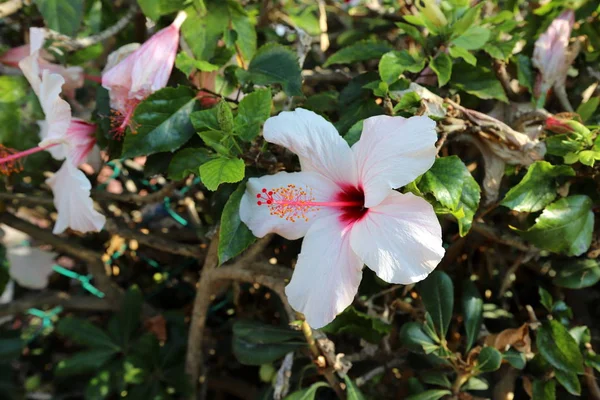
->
37, 71, 72, 154
353, 115, 437, 208
8, 246, 56, 289
29, 28, 46, 54
46, 162, 106, 234
263, 108, 358, 186
285, 214, 363, 328
18, 53, 41, 96
2, 224, 56, 290
240, 171, 338, 240
349, 191, 444, 284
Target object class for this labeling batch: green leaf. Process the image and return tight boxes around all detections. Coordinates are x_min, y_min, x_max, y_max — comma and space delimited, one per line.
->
123, 86, 197, 158
56, 317, 120, 351
476, 347, 502, 372
545, 134, 583, 157
501, 161, 575, 213
532, 379, 556, 400
451, 26, 490, 50
227, 0, 257, 62
217, 99, 234, 133
181, 0, 227, 61
406, 389, 452, 400
399, 322, 438, 354
137, 0, 186, 20
34, 0, 84, 36
322, 306, 392, 344
168, 148, 212, 180
111, 285, 143, 349
55, 349, 117, 377
514, 195, 594, 256
451, 4, 482, 37
378, 50, 426, 84
218, 182, 256, 264
324, 40, 393, 67
421, 371, 451, 388
576, 97, 600, 122
516, 55, 534, 93
503, 348, 526, 369
175, 52, 219, 76
462, 280, 483, 350
537, 320, 584, 374
463, 376, 489, 391
554, 369, 581, 396
232, 320, 305, 366
419, 156, 466, 210
553, 259, 600, 289
0, 76, 28, 103
430, 53, 452, 87
236, 43, 302, 96
199, 157, 245, 190
191, 108, 220, 132
539, 287, 553, 312
419, 155, 481, 236
0, 333, 23, 360
284, 382, 329, 400
419, 271, 454, 338
452, 61, 508, 102
395, 22, 424, 45
484, 37, 519, 61
234, 88, 272, 140
448, 46, 476, 66
344, 376, 366, 400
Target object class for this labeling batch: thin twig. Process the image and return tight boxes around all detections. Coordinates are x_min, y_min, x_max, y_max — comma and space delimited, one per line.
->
301, 321, 346, 399
44, 3, 139, 51
492, 60, 519, 101
584, 367, 600, 400
0, 0, 23, 19
93, 181, 182, 204
471, 222, 535, 253
103, 220, 204, 258
0, 291, 112, 317
185, 234, 220, 396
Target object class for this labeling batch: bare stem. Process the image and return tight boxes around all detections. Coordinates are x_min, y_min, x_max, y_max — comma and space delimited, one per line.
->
45, 3, 138, 51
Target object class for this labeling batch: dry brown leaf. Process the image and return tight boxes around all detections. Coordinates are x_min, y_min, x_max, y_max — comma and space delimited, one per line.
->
484, 323, 531, 354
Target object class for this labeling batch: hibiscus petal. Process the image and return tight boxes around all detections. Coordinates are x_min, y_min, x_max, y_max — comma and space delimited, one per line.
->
285, 214, 363, 328
130, 22, 181, 100
349, 191, 444, 284
263, 108, 357, 186
240, 171, 338, 240
102, 47, 136, 113
353, 115, 437, 208
37, 70, 72, 152
46, 162, 106, 234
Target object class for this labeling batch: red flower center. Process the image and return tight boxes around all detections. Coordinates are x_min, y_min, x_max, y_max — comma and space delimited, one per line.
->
336, 185, 368, 225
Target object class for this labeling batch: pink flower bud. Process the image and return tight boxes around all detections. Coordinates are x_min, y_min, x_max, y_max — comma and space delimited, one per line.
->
102, 12, 187, 115
532, 10, 575, 97
545, 115, 590, 138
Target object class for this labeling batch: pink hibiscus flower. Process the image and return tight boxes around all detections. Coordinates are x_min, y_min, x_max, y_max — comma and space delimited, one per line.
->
240, 109, 445, 328
102, 12, 187, 137
0, 34, 105, 234
532, 10, 575, 101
